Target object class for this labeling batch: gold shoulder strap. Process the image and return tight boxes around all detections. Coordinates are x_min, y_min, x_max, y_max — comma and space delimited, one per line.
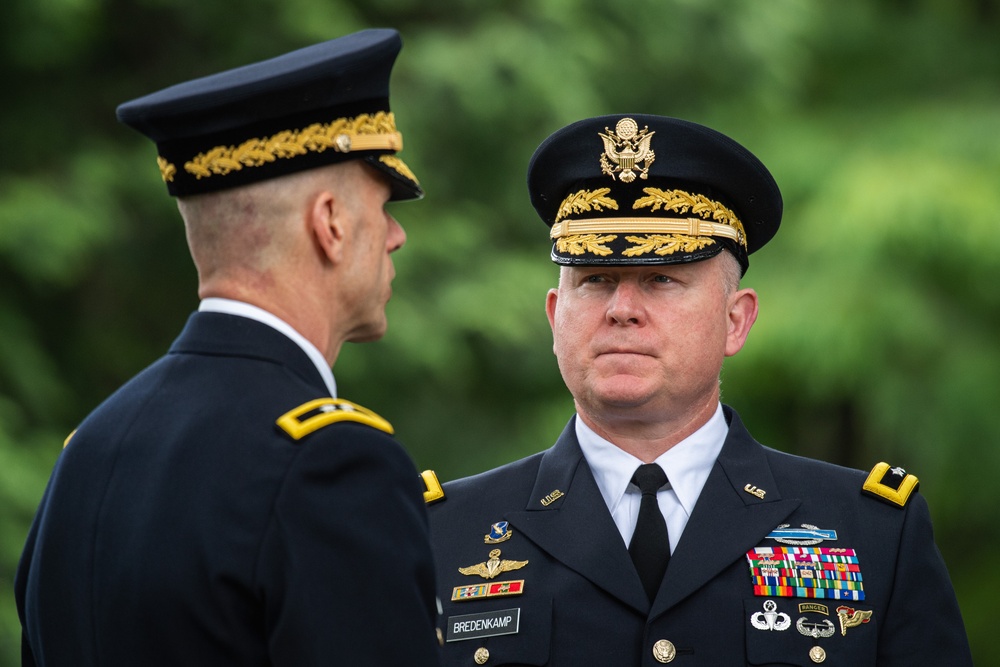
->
276, 398, 393, 440
421, 470, 445, 504
862, 461, 919, 507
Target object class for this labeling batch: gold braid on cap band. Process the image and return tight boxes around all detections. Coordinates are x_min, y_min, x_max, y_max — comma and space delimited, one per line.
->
157, 111, 404, 182
377, 155, 419, 184
550, 187, 747, 254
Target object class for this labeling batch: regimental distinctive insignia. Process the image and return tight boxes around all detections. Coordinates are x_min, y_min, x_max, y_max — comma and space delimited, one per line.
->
485, 521, 512, 544
746, 547, 866, 601
836, 606, 873, 636
459, 549, 528, 580
451, 580, 525, 602
768, 524, 839, 546
599, 118, 655, 183
751, 600, 791, 631
862, 461, 919, 508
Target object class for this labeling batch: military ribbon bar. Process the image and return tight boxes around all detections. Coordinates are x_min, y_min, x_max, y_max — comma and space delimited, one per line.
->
746, 547, 865, 601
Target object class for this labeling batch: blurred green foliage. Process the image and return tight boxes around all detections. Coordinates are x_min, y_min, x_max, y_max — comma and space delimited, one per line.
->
2, 0, 998, 663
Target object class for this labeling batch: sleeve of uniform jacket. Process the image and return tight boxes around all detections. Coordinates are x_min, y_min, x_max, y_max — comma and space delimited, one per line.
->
876, 492, 973, 666
256, 421, 440, 666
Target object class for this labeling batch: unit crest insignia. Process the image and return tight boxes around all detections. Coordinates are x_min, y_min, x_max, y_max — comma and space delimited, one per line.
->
599, 118, 655, 183
485, 521, 512, 544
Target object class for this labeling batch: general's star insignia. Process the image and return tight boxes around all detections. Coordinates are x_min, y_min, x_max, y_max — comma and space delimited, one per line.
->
458, 549, 528, 581
890, 466, 906, 476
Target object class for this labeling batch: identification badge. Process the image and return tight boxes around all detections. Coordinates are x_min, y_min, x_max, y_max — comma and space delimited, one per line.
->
446, 608, 521, 642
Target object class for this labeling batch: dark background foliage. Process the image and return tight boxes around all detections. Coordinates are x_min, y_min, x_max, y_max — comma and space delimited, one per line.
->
2, 1, 998, 663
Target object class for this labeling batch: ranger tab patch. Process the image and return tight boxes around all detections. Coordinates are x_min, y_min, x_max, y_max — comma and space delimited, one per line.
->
276, 398, 393, 440
862, 461, 919, 508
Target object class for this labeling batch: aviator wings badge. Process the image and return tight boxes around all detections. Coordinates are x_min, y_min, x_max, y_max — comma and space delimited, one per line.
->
599, 118, 655, 183
459, 549, 528, 580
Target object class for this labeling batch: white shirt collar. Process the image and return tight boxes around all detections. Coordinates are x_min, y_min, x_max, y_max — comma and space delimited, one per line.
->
577, 403, 728, 529
198, 298, 337, 397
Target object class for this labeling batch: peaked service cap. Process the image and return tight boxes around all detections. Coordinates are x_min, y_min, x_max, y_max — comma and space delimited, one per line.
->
116, 28, 421, 201
527, 114, 782, 273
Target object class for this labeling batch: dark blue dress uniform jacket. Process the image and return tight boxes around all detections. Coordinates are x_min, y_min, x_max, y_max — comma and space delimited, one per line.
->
16, 312, 440, 666
429, 408, 972, 666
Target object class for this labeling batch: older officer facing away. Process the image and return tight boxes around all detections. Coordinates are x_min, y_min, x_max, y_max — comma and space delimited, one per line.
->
428, 114, 971, 666
16, 29, 441, 667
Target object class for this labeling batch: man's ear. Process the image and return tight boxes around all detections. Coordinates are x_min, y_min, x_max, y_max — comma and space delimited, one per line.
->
545, 288, 559, 354
724, 287, 759, 357
308, 190, 347, 264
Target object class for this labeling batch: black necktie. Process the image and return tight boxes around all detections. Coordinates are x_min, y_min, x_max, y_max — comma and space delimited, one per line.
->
628, 463, 670, 601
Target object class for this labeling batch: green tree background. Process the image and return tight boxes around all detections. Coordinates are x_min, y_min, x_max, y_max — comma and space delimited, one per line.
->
2, 0, 997, 663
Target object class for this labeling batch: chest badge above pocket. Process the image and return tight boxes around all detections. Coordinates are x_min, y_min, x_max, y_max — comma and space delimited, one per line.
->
767, 524, 838, 546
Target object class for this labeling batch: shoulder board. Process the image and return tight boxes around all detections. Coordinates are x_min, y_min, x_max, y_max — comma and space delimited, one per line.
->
862, 461, 919, 508
421, 469, 445, 504
64, 429, 77, 448
276, 398, 393, 441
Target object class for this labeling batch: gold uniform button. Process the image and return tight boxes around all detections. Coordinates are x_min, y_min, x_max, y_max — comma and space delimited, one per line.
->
474, 647, 490, 665
652, 639, 676, 663
809, 646, 827, 663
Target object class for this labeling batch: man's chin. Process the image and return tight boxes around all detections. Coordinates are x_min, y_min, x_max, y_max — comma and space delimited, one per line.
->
346, 321, 387, 344
584, 378, 660, 409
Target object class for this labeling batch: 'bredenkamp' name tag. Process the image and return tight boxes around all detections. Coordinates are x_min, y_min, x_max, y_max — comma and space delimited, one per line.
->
447, 608, 521, 642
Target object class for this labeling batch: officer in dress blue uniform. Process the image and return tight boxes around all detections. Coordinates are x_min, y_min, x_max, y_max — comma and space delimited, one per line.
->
426, 115, 972, 666
16, 29, 441, 666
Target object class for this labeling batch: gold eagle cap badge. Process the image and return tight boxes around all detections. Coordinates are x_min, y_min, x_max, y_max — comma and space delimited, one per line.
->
458, 549, 528, 580
599, 117, 656, 183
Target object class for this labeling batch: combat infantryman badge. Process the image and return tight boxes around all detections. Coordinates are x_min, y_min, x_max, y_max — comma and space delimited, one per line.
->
599, 118, 656, 183
767, 524, 838, 546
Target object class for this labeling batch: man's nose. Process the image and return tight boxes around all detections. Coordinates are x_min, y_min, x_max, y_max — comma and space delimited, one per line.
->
606, 281, 645, 326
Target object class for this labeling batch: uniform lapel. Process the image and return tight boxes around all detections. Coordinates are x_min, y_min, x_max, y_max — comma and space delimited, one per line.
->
505, 419, 649, 614
652, 408, 800, 615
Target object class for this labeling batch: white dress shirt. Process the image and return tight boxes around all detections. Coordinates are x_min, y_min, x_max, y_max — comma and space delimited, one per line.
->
576, 403, 728, 554
198, 298, 337, 398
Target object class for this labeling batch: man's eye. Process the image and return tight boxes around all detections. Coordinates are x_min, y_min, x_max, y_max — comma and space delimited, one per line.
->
651, 274, 673, 283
